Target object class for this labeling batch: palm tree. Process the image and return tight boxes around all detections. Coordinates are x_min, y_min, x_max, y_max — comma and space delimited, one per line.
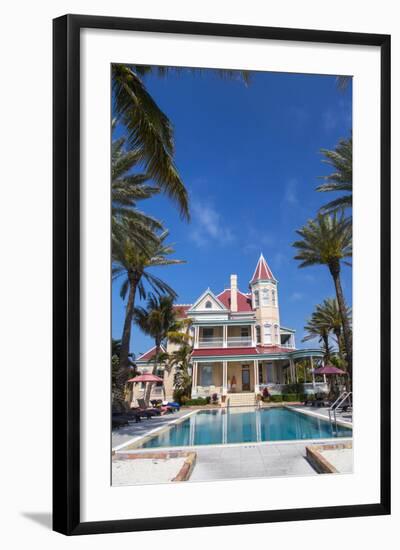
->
170, 344, 193, 401
112, 129, 163, 253
317, 136, 352, 214
293, 212, 353, 378
302, 313, 332, 361
112, 229, 184, 403
134, 294, 180, 404
315, 298, 352, 358
112, 64, 189, 219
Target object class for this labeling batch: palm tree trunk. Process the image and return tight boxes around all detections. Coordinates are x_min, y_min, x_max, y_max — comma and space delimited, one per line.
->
144, 341, 161, 405
322, 333, 331, 361
115, 273, 139, 406
329, 263, 352, 381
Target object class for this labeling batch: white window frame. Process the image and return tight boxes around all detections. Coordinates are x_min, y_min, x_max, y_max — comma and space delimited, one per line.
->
254, 290, 260, 307
262, 288, 269, 306
264, 323, 272, 344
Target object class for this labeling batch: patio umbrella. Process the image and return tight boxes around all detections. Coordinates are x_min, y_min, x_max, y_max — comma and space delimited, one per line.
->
127, 373, 164, 405
312, 364, 347, 395
312, 364, 347, 375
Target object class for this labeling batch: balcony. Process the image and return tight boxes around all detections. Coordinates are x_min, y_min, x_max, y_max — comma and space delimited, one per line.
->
197, 336, 253, 348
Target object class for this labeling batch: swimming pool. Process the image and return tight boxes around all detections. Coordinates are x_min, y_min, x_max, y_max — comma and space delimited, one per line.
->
139, 407, 352, 449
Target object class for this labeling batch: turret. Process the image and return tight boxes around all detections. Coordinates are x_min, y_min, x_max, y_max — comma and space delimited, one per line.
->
250, 254, 280, 346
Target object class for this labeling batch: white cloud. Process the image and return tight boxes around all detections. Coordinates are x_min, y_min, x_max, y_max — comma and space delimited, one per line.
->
283, 178, 298, 206
189, 200, 234, 247
290, 291, 304, 301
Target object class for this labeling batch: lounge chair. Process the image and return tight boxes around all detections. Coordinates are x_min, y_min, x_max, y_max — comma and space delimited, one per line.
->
137, 399, 162, 416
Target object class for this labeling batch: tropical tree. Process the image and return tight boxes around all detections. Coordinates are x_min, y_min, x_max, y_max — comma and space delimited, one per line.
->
170, 344, 193, 401
112, 230, 184, 403
317, 136, 352, 214
112, 64, 190, 219
293, 212, 353, 378
111, 338, 136, 405
134, 294, 180, 404
302, 313, 332, 361
112, 129, 163, 253
315, 298, 352, 358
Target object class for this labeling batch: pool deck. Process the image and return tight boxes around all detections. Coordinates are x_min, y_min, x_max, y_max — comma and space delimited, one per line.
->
112, 406, 353, 484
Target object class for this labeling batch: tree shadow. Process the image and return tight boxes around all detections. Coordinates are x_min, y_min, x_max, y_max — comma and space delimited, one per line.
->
22, 512, 52, 530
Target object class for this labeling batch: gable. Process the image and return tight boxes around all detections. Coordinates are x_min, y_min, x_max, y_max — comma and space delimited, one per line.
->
188, 288, 227, 313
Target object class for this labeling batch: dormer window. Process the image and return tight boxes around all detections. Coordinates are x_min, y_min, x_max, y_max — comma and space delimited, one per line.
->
205, 300, 212, 309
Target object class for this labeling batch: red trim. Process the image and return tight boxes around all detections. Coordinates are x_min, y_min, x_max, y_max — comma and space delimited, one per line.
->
136, 344, 166, 362
192, 347, 258, 357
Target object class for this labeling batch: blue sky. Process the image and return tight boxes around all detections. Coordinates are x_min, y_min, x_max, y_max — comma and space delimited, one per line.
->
112, 68, 352, 358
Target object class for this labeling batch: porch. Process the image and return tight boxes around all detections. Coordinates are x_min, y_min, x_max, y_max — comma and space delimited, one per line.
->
191, 352, 326, 398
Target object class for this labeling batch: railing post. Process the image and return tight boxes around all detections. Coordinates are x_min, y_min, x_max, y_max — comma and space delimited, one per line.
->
222, 361, 228, 394
192, 362, 198, 397
254, 360, 259, 393
223, 325, 227, 348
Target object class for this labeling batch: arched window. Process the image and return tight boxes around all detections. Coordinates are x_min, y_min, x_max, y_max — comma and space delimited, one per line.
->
262, 288, 269, 306
256, 325, 261, 344
254, 290, 260, 308
271, 289, 276, 306
205, 300, 212, 309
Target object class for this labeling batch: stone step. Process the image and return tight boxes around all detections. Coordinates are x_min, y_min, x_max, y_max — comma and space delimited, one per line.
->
228, 392, 256, 407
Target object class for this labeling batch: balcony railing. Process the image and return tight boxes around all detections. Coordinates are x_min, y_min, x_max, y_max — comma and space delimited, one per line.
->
226, 337, 252, 347
198, 337, 224, 348
197, 336, 253, 348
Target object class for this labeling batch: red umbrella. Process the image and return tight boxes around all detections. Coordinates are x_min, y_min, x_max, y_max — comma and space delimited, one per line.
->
127, 373, 164, 383
312, 364, 347, 375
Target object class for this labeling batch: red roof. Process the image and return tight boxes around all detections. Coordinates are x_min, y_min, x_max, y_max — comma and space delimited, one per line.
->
192, 347, 258, 357
136, 345, 166, 362
172, 304, 191, 318
217, 289, 253, 312
250, 254, 275, 284
192, 346, 296, 358
256, 345, 295, 354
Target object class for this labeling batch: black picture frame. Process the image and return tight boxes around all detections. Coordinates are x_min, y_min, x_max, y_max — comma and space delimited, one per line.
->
53, 14, 391, 536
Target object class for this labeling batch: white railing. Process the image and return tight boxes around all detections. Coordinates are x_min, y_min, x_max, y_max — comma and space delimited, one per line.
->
227, 337, 253, 347
198, 337, 224, 348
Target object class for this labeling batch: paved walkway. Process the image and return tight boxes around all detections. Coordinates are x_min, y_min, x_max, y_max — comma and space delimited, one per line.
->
112, 409, 191, 449
288, 405, 353, 426
190, 441, 319, 481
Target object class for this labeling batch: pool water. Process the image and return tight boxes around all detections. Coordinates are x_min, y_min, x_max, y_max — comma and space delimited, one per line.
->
140, 407, 352, 449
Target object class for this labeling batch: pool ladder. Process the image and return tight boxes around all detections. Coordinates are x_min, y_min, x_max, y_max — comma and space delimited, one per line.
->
328, 391, 352, 434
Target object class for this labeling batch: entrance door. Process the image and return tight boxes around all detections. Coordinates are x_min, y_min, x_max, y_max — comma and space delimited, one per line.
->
242, 365, 250, 391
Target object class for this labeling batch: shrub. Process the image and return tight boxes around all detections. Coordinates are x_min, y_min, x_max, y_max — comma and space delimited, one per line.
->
262, 387, 270, 398
282, 393, 300, 402
182, 397, 209, 406
269, 394, 283, 402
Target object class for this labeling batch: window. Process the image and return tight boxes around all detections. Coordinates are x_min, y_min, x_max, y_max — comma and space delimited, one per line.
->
264, 323, 272, 344
256, 325, 261, 344
203, 327, 214, 339
200, 364, 213, 386
274, 324, 279, 343
254, 290, 259, 307
205, 300, 212, 309
271, 289, 276, 306
240, 326, 249, 338
262, 288, 269, 306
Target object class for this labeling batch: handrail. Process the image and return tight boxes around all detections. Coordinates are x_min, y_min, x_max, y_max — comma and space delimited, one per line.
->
328, 391, 352, 433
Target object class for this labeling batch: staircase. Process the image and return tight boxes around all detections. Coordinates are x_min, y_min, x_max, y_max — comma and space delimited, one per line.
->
228, 392, 257, 408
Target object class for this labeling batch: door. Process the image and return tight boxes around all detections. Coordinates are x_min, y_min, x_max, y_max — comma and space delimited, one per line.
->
242, 365, 250, 391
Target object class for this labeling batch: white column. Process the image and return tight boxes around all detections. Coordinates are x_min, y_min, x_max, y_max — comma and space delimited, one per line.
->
254, 360, 260, 393
251, 325, 256, 347
194, 326, 199, 348
223, 325, 228, 348
191, 362, 198, 397
289, 358, 295, 383
222, 361, 228, 394
310, 356, 315, 388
